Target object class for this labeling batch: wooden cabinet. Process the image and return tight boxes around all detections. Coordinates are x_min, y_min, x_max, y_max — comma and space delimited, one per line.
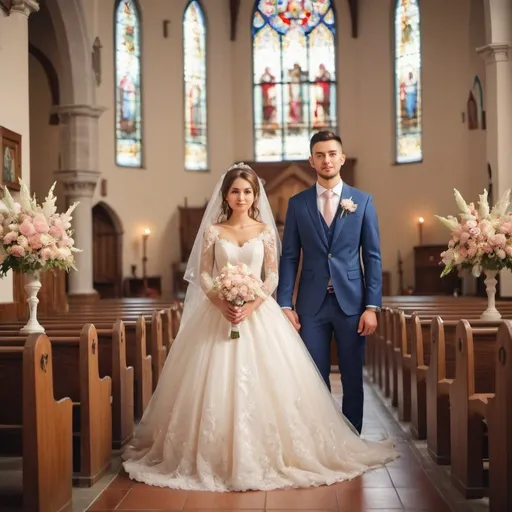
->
414, 245, 460, 295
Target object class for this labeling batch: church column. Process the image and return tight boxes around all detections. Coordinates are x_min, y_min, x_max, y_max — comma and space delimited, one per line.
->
10, 0, 39, 17
54, 104, 105, 303
478, 0, 512, 296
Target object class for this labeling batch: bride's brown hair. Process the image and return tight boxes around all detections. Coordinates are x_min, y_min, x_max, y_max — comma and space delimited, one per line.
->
219, 166, 261, 222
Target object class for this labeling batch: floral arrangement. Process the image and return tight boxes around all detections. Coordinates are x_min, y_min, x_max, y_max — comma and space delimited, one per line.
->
0, 179, 80, 277
212, 262, 263, 339
436, 188, 512, 278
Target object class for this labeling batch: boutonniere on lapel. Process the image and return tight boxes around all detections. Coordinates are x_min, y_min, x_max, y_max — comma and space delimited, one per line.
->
340, 197, 357, 219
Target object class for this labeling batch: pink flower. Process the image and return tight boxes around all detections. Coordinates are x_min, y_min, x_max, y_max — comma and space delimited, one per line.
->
499, 221, 512, 234
33, 214, 49, 234
490, 234, 507, 247
40, 247, 54, 261
459, 232, 470, 244
9, 245, 25, 257
49, 225, 64, 238
28, 234, 43, 250
467, 244, 478, 257
3, 231, 18, 244
19, 218, 36, 237
222, 279, 232, 289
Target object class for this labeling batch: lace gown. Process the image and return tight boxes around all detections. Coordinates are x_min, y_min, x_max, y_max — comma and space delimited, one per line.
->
122, 225, 398, 491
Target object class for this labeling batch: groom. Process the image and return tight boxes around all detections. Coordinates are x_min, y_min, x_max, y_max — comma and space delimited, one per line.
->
277, 131, 382, 434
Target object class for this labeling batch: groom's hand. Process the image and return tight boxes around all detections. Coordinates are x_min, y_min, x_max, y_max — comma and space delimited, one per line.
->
282, 309, 301, 331
358, 310, 377, 336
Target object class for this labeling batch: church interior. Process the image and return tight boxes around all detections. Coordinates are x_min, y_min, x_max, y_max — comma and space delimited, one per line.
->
0, 0, 510, 510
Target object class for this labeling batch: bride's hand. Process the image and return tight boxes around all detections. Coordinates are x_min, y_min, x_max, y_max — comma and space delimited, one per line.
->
237, 300, 260, 323
214, 298, 242, 323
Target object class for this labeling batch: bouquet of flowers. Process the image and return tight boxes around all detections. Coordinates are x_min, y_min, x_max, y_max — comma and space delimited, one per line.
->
0, 179, 80, 277
436, 188, 512, 278
212, 262, 263, 339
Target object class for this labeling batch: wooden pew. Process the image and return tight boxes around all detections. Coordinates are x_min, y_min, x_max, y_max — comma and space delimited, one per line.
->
394, 310, 411, 421
0, 319, 133, 450
426, 317, 502, 465
488, 320, 512, 512
2, 316, 152, 420
0, 335, 73, 512
450, 320, 498, 498
0, 325, 111, 487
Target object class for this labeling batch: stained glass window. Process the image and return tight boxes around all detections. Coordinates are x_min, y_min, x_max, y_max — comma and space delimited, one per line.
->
394, 0, 422, 163
252, 0, 337, 162
183, 0, 207, 170
115, 0, 142, 167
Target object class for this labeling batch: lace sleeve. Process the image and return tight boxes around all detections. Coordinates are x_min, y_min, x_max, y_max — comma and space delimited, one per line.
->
199, 225, 217, 295
259, 225, 279, 298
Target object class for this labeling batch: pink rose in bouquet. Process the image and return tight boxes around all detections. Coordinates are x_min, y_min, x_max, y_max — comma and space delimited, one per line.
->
212, 262, 263, 339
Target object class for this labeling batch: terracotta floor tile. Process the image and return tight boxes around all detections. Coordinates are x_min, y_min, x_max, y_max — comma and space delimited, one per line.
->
396, 487, 452, 510
87, 488, 130, 510
387, 468, 432, 488
108, 471, 134, 490
336, 487, 403, 511
265, 486, 337, 510
183, 490, 266, 509
332, 468, 394, 491
116, 487, 188, 510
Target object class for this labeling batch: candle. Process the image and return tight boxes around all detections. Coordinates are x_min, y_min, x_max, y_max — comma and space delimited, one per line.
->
142, 228, 150, 283
418, 217, 424, 245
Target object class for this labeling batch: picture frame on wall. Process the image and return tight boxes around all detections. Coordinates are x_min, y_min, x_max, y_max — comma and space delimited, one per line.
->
0, 127, 22, 191
0, 0, 13, 15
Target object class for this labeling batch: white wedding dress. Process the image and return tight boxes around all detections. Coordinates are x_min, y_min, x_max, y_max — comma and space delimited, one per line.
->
122, 224, 398, 491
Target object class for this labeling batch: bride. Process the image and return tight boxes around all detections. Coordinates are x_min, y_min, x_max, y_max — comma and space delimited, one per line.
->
122, 163, 398, 492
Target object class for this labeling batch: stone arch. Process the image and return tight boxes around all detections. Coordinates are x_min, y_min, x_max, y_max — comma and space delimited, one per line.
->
44, 0, 95, 105
93, 200, 125, 236
92, 201, 124, 298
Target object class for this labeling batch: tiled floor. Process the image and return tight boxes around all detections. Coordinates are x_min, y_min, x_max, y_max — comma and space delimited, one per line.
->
84, 377, 457, 512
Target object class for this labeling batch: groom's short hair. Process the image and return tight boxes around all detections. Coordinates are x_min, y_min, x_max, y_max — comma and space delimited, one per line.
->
310, 131, 343, 154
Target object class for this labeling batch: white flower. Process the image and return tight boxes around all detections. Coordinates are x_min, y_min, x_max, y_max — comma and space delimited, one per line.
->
340, 197, 357, 218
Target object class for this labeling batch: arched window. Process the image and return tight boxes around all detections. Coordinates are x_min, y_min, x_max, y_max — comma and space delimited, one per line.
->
394, 0, 422, 163
252, 0, 336, 161
183, 1, 208, 170
114, 0, 143, 167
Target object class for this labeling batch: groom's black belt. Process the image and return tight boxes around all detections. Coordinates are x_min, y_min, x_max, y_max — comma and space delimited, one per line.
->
327, 285, 335, 294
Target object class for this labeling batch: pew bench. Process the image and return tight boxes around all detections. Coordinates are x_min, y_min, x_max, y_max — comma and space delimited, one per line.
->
0, 335, 73, 512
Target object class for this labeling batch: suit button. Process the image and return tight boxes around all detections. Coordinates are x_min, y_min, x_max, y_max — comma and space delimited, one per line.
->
328, 253, 332, 259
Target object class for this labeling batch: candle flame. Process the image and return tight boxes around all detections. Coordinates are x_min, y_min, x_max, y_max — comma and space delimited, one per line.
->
144, 228, 151, 235
418, 217, 424, 223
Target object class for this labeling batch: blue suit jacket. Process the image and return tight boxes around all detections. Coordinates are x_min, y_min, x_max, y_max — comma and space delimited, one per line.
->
277, 184, 382, 317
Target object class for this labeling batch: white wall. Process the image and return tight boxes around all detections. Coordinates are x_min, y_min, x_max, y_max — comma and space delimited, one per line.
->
0, 9, 33, 302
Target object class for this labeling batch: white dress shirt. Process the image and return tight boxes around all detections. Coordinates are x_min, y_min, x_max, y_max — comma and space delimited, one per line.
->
316, 180, 343, 218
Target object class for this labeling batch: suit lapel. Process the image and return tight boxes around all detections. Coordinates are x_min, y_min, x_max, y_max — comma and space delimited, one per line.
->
304, 185, 328, 248
331, 184, 352, 247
